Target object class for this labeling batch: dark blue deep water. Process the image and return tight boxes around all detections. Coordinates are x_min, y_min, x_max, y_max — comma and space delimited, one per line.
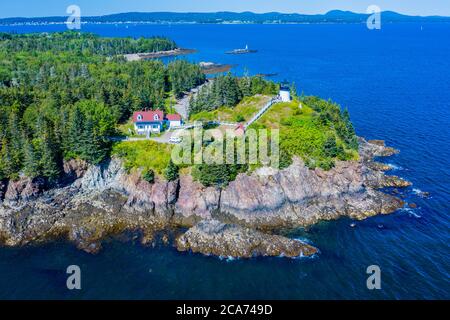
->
0, 23, 449, 300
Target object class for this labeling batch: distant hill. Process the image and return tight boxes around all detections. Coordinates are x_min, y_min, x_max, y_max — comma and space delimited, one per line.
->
1, 10, 450, 25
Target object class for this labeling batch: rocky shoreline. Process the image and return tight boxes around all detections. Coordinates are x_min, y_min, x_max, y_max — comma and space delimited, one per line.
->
0, 138, 411, 258
123, 48, 196, 61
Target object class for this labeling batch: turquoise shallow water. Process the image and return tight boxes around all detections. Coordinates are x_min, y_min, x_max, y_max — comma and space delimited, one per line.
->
0, 22, 449, 299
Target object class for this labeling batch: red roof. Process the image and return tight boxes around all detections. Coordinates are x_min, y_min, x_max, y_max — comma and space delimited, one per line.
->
166, 114, 182, 121
133, 110, 164, 123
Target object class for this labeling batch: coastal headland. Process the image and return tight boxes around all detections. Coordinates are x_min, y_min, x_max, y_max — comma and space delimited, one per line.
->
0, 32, 412, 260
0, 138, 410, 258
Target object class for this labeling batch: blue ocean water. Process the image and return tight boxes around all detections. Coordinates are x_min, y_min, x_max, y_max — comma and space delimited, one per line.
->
0, 23, 449, 300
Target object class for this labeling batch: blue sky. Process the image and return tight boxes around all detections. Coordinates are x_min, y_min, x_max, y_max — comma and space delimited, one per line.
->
1, 0, 450, 18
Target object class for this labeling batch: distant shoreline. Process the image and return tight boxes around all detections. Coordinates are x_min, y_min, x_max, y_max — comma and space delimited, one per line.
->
0, 21, 372, 27
2, 21, 450, 27
1, 10, 450, 26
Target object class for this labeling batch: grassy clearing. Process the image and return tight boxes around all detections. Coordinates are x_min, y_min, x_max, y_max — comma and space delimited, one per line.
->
251, 99, 306, 129
189, 108, 224, 122
189, 95, 272, 123
112, 140, 173, 176
249, 98, 359, 169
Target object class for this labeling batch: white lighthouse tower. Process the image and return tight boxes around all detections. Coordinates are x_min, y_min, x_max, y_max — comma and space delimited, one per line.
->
279, 84, 291, 102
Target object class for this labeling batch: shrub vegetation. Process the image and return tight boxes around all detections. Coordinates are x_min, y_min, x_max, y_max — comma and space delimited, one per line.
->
0, 32, 204, 181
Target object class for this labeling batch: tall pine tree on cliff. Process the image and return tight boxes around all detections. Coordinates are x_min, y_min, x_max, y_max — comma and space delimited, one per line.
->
22, 137, 39, 178
0, 138, 14, 179
164, 160, 179, 181
67, 106, 85, 158
81, 117, 106, 164
7, 109, 23, 175
39, 122, 60, 182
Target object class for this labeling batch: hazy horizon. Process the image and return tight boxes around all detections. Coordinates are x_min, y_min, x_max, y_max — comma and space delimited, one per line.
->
1, 0, 450, 19
2, 9, 450, 20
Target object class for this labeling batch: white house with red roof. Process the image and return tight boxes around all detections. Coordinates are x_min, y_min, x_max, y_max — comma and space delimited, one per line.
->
132, 110, 183, 135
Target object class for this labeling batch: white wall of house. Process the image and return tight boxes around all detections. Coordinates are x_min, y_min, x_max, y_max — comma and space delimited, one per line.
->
168, 120, 182, 128
134, 123, 162, 134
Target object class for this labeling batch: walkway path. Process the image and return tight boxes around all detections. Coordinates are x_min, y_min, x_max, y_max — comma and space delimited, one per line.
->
110, 131, 175, 143
112, 94, 279, 144
173, 81, 211, 120
244, 96, 281, 129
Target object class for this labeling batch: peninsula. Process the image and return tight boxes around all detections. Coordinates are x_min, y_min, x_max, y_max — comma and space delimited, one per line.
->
123, 48, 197, 61
0, 32, 412, 259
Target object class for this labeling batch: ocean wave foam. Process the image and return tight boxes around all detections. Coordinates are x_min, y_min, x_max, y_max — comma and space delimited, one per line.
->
399, 207, 422, 218
294, 237, 313, 245
412, 188, 430, 198
218, 255, 239, 262
291, 252, 320, 260
386, 163, 403, 171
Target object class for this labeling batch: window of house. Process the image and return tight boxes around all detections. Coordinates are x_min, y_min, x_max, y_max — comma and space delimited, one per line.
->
137, 114, 143, 121
154, 114, 159, 121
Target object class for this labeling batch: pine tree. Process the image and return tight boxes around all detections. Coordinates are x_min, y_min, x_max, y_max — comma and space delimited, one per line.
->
0, 107, 8, 142
239, 76, 252, 97
193, 164, 235, 188
341, 109, 358, 150
39, 123, 60, 181
164, 160, 179, 181
81, 117, 106, 164
323, 136, 339, 158
58, 108, 70, 155
67, 106, 85, 157
22, 137, 39, 178
290, 82, 298, 98
142, 169, 155, 184
223, 75, 240, 107
7, 109, 23, 174
0, 138, 15, 179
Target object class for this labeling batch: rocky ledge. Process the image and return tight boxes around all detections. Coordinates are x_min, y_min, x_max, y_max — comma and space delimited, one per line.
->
176, 219, 318, 258
0, 138, 411, 258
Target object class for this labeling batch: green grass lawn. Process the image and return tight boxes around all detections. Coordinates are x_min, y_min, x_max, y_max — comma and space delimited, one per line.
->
249, 98, 359, 168
251, 99, 307, 129
112, 140, 173, 176
189, 95, 272, 122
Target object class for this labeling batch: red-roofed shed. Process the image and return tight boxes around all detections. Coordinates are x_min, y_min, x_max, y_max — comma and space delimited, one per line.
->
166, 113, 182, 128
166, 114, 182, 121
